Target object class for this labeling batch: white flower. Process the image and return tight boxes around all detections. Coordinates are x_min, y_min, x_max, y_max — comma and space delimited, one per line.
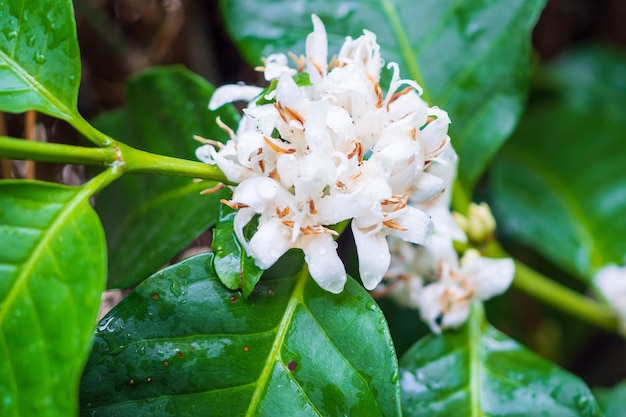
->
593, 264, 626, 333
418, 250, 514, 334
198, 15, 453, 293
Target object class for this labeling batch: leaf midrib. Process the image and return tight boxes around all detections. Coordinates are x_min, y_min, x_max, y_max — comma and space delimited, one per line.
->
245, 266, 311, 416
0, 184, 89, 325
0, 47, 75, 121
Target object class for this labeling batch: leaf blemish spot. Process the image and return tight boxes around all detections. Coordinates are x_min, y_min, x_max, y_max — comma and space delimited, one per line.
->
151, 293, 159, 301
128, 378, 135, 385
268, 288, 275, 296
176, 351, 183, 358
287, 361, 298, 372
229, 295, 239, 303
163, 360, 169, 367
243, 346, 250, 352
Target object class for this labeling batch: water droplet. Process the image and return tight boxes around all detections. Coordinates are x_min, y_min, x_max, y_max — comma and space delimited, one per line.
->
7, 30, 17, 41
138, 345, 146, 356
34, 51, 46, 64
390, 370, 399, 383
146, 377, 152, 383
268, 288, 275, 296
168, 279, 182, 297
128, 378, 135, 385
464, 22, 484, 40
163, 360, 169, 367
26, 35, 36, 47
317, 246, 328, 256
574, 394, 590, 411
366, 301, 377, 311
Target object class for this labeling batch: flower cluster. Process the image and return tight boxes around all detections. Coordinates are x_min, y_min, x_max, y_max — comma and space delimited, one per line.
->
197, 15, 452, 294
378, 152, 514, 333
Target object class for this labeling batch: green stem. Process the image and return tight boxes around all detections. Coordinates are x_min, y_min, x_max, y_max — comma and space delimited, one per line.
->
0, 136, 233, 184
117, 143, 232, 183
80, 167, 124, 198
0, 135, 116, 166
484, 241, 618, 333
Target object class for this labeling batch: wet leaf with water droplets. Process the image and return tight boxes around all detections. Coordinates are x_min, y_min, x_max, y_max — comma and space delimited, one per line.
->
400, 303, 602, 416
0, 1, 82, 122
80, 253, 401, 416
0, 181, 106, 416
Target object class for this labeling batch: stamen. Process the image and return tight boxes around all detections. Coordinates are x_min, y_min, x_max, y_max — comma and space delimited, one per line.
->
387, 86, 413, 106
215, 117, 236, 141
193, 135, 224, 148
327, 55, 337, 71
276, 206, 290, 218
347, 141, 363, 162
383, 219, 408, 231
300, 225, 338, 236
308, 56, 323, 76
200, 183, 225, 195
264, 136, 296, 154
408, 127, 417, 141
288, 51, 305, 72
220, 199, 249, 210
308, 199, 318, 215
366, 72, 384, 108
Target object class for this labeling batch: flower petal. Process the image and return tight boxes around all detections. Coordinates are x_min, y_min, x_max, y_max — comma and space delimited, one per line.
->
352, 223, 391, 290
247, 218, 291, 269
209, 84, 263, 110
302, 234, 346, 293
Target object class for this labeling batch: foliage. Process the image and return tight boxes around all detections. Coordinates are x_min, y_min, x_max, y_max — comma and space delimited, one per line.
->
0, 0, 625, 416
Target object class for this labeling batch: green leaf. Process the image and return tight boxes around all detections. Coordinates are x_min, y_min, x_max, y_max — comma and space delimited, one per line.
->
220, 0, 545, 192
93, 66, 238, 289
212, 204, 264, 298
490, 46, 626, 280
80, 253, 401, 416
594, 381, 626, 417
400, 304, 602, 416
0, 180, 106, 417
0, 1, 80, 120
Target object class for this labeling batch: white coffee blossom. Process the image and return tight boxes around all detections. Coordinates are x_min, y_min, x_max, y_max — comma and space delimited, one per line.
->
379, 146, 514, 333
593, 264, 626, 334
197, 15, 452, 294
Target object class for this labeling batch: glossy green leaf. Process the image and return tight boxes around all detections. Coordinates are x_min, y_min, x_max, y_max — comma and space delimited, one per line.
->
400, 304, 601, 416
212, 205, 264, 298
220, 0, 545, 192
491, 46, 626, 280
594, 381, 626, 417
80, 253, 401, 416
0, 0, 81, 120
0, 180, 106, 417
93, 66, 238, 289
